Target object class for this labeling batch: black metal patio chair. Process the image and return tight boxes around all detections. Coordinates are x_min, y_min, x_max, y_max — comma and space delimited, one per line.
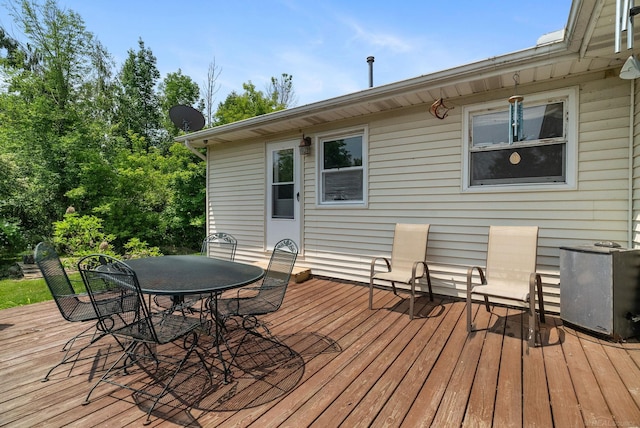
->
201, 232, 237, 260
217, 238, 298, 337
78, 254, 211, 425
153, 232, 238, 311
34, 242, 119, 382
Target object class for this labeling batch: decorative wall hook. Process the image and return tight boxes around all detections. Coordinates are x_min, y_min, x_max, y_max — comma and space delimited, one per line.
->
429, 98, 453, 119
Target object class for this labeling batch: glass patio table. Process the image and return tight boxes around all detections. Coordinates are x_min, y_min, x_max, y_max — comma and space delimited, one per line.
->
125, 254, 265, 381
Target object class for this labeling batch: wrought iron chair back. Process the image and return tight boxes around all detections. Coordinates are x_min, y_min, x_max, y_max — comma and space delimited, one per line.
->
220, 238, 298, 321
77, 255, 151, 341
201, 232, 237, 261
34, 242, 107, 381
253, 238, 299, 314
35, 242, 96, 323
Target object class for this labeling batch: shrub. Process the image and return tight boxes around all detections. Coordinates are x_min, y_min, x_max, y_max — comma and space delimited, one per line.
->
52, 212, 115, 255
0, 219, 26, 259
123, 238, 162, 259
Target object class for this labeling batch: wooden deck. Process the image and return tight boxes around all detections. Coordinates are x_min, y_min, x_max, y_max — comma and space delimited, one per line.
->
2, 277, 640, 427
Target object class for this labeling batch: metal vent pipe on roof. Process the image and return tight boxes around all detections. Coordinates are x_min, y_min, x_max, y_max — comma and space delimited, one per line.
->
367, 56, 374, 87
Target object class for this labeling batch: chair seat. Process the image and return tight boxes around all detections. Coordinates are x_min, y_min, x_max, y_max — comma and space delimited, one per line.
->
114, 312, 203, 344
220, 296, 279, 317
65, 299, 98, 321
470, 280, 530, 302
373, 269, 416, 284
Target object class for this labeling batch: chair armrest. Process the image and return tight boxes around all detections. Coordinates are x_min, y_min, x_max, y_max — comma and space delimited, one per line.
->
529, 271, 545, 323
466, 266, 486, 290
235, 285, 264, 296
412, 260, 431, 279
370, 257, 391, 278
411, 261, 432, 294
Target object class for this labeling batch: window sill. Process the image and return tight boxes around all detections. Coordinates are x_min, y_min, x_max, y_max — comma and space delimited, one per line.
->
462, 181, 576, 193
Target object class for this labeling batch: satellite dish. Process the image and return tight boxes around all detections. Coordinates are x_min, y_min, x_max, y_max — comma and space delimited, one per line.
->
169, 105, 205, 132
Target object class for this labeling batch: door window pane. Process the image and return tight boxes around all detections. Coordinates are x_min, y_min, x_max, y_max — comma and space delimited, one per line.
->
272, 183, 294, 218
272, 149, 294, 219
273, 149, 293, 183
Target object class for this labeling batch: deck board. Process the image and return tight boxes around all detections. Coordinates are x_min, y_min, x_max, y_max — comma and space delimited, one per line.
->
543, 316, 584, 427
1, 277, 640, 427
578, 330, 640, 425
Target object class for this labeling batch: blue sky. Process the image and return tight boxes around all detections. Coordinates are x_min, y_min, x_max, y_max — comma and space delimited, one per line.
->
0, 0, 572, 107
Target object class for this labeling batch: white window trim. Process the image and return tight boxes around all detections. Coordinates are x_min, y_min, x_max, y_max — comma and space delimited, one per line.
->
462, 86, 578, 192
316, 126, 369, 207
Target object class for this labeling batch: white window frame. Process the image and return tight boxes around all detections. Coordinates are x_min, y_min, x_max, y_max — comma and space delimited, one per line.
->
316, 126, 368, 207
462, 87, 578, 192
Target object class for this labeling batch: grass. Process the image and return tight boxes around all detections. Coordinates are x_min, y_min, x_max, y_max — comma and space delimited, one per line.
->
0, 275, 83, 310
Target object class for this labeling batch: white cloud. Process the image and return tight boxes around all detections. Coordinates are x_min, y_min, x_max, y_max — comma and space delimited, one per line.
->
347, 20, 415, 54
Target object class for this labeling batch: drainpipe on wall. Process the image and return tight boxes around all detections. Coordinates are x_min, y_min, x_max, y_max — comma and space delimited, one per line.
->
628, 79, 635, 248
184, 139, 206, 161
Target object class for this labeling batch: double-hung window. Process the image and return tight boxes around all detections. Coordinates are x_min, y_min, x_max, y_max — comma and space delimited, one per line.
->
463, 87, 577, 190
318, 128, 367, 206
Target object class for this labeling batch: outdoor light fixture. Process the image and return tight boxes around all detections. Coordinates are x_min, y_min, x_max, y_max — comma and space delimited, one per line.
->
508, 72, 524, 144
620, 55, 640, 79
299, 134, 312, 155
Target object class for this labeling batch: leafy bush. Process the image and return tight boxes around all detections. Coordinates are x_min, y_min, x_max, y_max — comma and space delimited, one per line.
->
0, 219, 26, 259
123, 238, 162, 259
52, 212, 116, 255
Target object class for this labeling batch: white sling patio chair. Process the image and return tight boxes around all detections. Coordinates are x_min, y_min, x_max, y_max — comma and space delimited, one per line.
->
369, 223, 433, 319
466, 225, 546, 347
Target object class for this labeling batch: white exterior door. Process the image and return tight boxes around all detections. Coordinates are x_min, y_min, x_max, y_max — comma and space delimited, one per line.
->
266, 141, 301, 250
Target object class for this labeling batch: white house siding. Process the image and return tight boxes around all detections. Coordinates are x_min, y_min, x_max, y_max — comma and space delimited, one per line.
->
633, 79, 640, 247
207, 141, 266, 258
206, 69, 633, 314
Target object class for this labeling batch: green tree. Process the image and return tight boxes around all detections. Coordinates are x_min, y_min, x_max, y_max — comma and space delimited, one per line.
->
52, 212, 116, 256
114, 38, 161, 152
0, 27, 23, 69
160, 143, 206, 250
267, 73, 297, 108
0, 1, 295, 262
214, 80, 284, 125
158, 69, 200, 138
0, 0, 112, 244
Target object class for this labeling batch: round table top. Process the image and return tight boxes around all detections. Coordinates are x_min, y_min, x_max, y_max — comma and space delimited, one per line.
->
125, 255, 264, 295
